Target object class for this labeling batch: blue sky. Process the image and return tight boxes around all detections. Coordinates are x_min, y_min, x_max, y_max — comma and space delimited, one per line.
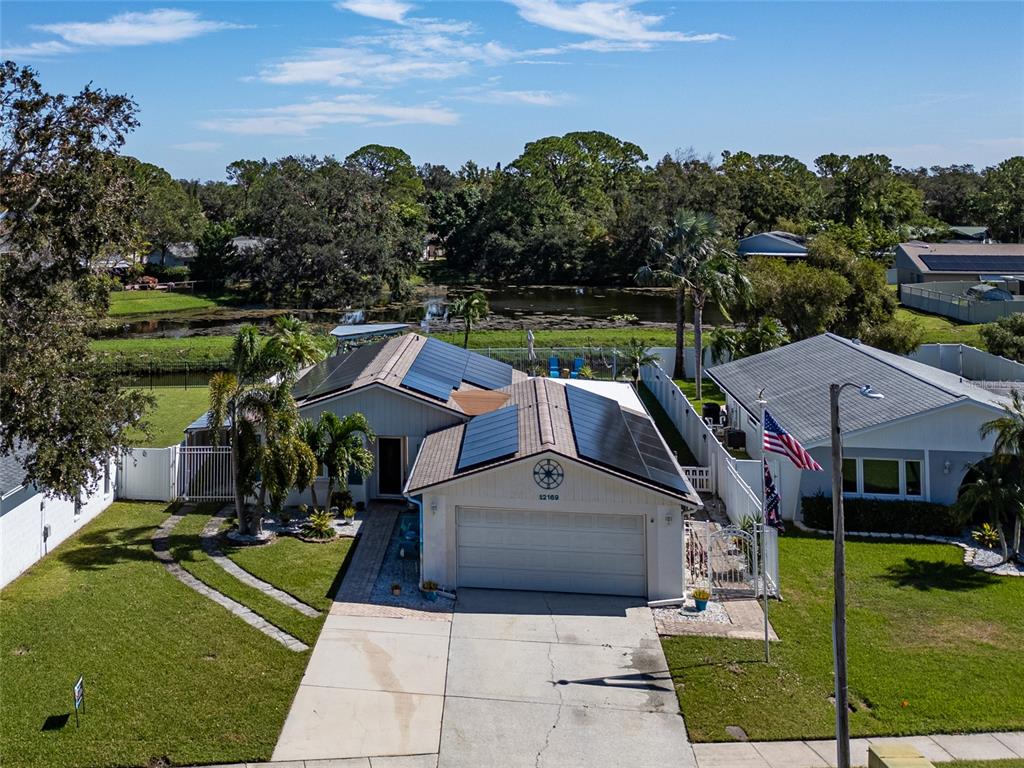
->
3, 1, 1022, 180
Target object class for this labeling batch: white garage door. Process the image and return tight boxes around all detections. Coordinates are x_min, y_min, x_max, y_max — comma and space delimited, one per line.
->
456, 507, 647, 596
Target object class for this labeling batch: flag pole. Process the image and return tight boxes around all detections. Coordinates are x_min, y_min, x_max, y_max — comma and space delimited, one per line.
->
757, 391, 770, 664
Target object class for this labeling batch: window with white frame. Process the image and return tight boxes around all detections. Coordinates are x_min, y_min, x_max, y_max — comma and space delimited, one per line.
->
841, 458, 924, 499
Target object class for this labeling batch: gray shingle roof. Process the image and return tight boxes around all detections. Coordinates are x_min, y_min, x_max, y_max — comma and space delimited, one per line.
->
707, 333, 1009, 447
0, 446, 31, 497
407, 378, 701, 504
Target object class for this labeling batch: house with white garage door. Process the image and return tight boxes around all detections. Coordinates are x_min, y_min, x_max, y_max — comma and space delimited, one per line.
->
405, 378, 702, 601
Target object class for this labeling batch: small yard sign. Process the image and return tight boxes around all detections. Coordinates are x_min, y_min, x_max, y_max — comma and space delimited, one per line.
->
73, 675, 84, 726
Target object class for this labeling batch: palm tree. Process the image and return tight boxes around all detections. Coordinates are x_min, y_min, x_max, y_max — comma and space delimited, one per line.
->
615, 338, 661, 386
742, 317, 790, 356
449, 291, 489, 348
259, 399, 317, 517
207, 324, 293, 536
268, 315, 329, 374
318, 412, 376, 507
957, 457, 1024, 563
978, 389, 1024, 554
637, 210, 747, 398
297, 417, 325, 511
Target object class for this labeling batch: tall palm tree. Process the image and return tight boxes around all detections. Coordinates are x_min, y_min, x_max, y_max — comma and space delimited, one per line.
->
743, 317, 790, 356
615, 338, 661, 386
318, 412, 376, 507
268, 315, 328, 374
637, 210, 747, 398
297, 417, 325, 511
978, 389, 1024, 554
207, 324, 293, 536
449, 291, 489, 348
957, 457, 1024, 563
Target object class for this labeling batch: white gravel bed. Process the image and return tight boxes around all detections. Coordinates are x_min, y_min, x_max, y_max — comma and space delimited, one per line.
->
654, 597, 730, 625
368, 512, 453, 612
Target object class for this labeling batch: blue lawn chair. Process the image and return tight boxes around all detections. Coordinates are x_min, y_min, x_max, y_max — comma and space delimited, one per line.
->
570, 357, 584, 379
548, 355, 560, 378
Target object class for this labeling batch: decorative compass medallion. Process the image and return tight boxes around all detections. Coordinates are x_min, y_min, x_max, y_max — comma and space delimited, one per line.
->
533, 458, 564, 490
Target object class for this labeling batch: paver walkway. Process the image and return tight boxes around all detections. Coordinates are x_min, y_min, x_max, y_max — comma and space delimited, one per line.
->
335, 505, 401, 603
151, 507, 308, 651
201, 506, 320, 617
692, 731, 1024, 767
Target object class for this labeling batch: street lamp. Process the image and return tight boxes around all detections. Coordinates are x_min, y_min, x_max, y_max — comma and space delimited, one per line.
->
829, 383, 884, 768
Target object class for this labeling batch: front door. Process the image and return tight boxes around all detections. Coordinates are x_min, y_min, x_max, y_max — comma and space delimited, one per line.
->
377, 438, 403, 496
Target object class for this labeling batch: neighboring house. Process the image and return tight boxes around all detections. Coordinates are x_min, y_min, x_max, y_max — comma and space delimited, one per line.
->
707, 333, 1010, 522
737, 231, 808, 260
895, 241, 1024, 285
948, 225, 991, 242
0, 448, 117, 588
407, 378, 700, 600
329, 323, 410, 352
147, 242, 197, 267
290, 333, 700, 599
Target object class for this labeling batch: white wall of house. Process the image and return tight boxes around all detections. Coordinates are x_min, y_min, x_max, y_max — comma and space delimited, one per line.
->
0, 460, 116, 589
417, 452, 686, 601
292, 384, 466, 507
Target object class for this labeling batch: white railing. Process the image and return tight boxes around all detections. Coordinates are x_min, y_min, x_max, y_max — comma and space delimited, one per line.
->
681, 466, 712, 494
640, 362, 779, 595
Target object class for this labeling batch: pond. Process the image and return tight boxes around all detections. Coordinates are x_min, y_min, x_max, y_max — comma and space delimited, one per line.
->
94, 284, 708, 339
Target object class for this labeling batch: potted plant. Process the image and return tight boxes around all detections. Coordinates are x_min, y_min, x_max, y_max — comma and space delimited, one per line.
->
391, 583, 402, 596
691, 587, 711, 612
420, 580, 439, 602
972, 523, 1001, 549
342, 506, 357, 525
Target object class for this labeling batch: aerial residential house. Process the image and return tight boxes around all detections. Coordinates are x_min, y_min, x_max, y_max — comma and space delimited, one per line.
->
0, 448, 117, 588
147, 242, 197, 268
895, 241, 1024, 286
290, 333, 700, 599
737, 231, 808, 260
706, 333, 1011, 522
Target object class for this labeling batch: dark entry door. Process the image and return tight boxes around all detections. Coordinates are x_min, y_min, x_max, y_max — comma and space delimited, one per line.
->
377, 438, 403, 495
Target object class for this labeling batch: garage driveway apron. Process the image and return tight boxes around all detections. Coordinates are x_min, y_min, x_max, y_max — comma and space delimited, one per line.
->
439, 589, 695, 768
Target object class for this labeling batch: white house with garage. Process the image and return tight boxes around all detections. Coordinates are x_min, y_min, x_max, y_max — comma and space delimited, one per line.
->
706, 333, 1012, 522
290, 333, 701, 599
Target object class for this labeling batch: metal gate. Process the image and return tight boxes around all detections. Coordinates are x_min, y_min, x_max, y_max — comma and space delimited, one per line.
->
707, 524, 758, 597
177, 446, 234, 501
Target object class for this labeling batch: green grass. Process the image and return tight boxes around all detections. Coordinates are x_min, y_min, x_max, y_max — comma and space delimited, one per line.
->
167, 508, 351, 647
223, 535, 353, 612
126, 386, 210, 447
897, 306, 985, 346
435, 327, 692, 350
673, 378, 727, 409
107, 291, 230, 317
91, 335, 235, 368
0, 501, 310, 768
638, 383, 698, 466
664, 533, 1024, 743
951, 762, 1024, 768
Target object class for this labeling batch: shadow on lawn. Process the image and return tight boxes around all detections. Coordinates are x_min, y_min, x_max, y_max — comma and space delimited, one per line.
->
879, 557, 998, 592
56, 526, 155, 571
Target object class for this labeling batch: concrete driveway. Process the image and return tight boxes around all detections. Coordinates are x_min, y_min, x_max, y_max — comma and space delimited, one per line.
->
274, 590, 694, 767
439, 589, 695, 768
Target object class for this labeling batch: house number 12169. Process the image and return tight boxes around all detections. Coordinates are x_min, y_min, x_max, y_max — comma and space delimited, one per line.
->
538, 493, 559, 501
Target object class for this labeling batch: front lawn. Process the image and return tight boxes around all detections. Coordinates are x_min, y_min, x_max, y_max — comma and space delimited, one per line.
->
664, 534, 1024, 742
0, 502, 310, 768
91, 335, 234, 369
126, 386, 210, 447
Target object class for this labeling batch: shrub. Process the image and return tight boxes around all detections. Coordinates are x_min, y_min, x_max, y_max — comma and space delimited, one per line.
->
801, 493, 969, 536
302, 509, 336, 540
144, 264, 191, 282
691, 587, 711, 600
972, 523, 1001, 549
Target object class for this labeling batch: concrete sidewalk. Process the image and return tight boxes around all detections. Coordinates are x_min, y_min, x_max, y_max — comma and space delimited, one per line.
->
693, 731, 1024, 768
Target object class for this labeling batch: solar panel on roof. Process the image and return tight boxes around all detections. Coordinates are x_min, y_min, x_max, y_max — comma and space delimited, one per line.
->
293, 342, 383, 401
565, 386, 690, 495
463, 352, 514, 390
457, 405, 519, 470
401, 337, 470, 401
920, 254, 1024, 272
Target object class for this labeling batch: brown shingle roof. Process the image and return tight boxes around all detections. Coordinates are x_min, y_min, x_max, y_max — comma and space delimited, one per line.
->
406, 378, 700, 505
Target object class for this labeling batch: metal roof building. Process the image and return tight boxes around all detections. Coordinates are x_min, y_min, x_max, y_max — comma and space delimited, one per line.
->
895, 241, 1024, 285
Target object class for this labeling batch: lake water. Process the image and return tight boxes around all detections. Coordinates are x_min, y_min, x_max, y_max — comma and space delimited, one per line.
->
97, 285, 687, 339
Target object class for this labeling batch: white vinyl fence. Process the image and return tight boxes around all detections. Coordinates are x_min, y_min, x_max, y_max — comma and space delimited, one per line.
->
640, 362, 779, 595
119, 445, 233, 502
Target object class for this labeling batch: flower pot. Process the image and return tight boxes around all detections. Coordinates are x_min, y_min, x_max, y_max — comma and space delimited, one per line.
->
391, 587, 401, 596
420, 589, 438, 602
694, 598, 708, 612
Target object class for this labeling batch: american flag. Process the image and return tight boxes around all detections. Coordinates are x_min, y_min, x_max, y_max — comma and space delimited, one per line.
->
763, 460, 784, 532
762, 410, 823, 471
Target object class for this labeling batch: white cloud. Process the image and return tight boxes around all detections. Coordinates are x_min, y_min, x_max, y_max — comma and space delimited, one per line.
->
259, 46, 469, 86
335, 0, 413, 24
201, 96, 458, 135
0, 40, 76, 58
461, 89, 572, 106
32, 8, 244, 48
171, 141, 223, 152
509, 0, 730, 44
